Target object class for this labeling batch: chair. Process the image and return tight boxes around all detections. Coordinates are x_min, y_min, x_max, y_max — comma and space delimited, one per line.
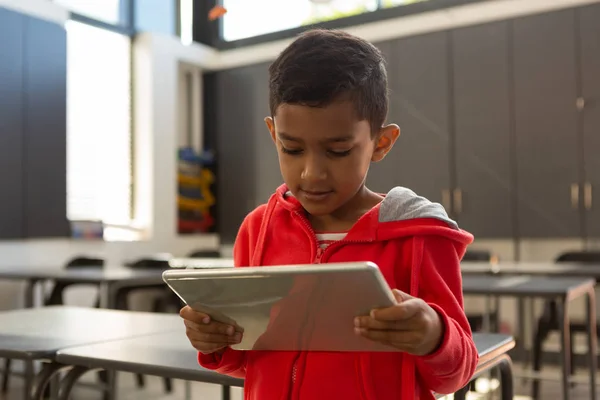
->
531, 251, 600, 400
115, 254, 173, 393
188, 249, 222, 258
463, 250, 500, 332
45, 256, 105, 306
1, 256, 104, 394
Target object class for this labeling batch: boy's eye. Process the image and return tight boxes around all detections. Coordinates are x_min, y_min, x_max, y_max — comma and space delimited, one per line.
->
281, 146, 303, 155
328, 149, 352, 157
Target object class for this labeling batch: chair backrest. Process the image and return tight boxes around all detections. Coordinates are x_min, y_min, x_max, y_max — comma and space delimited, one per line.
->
188, 250, 222, 258
65, 256, 104, 269
556, 251, 600, 264
126, 254, 172, 269
462, 250, 493, 262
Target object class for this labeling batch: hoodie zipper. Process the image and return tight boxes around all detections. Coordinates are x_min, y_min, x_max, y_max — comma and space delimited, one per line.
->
290, 212, 373, 397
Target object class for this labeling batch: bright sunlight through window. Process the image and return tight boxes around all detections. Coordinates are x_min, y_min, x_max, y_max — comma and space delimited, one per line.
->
65, 21, 132, 228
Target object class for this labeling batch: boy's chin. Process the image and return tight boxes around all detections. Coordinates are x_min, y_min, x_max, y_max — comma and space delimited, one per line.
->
299, 201, 338, 217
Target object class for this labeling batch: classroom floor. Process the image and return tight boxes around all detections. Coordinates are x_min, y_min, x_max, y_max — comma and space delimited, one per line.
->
0, 362, 595, 400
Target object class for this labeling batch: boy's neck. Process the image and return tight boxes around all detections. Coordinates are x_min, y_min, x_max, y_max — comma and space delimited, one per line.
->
307, 186, 383, 232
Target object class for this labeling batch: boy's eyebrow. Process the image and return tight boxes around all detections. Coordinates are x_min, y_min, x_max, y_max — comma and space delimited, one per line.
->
277, 132, 301, 142
278, 132, 354, 143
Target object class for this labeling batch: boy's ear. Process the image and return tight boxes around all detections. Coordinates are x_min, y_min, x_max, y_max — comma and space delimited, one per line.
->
265, 117, 277, 144
371, 124, 400, 162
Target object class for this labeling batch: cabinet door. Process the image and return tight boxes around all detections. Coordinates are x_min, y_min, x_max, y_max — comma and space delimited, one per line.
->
252, 62, 281, 206
452, 22, 514, 238
0, 8, 25, 239
512, 10, 580, 238
367, 40, 398, 194
213, 67, 258, 244
23, 16, 70, 237
579, 4, 600, 238
387, 32, 452, 207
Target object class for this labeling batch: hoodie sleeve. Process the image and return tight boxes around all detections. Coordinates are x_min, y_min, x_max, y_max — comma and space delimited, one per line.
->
197, 206, 265, 378
413, 236, 478, 394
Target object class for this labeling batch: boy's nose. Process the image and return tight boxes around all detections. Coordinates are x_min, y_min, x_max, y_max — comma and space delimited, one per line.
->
301, 158, 327, 181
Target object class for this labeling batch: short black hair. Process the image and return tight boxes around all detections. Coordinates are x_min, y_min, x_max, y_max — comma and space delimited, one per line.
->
268, 29, 388, 135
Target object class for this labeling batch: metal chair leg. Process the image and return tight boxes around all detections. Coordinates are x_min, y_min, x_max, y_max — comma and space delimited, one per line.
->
1, 359, 11, 393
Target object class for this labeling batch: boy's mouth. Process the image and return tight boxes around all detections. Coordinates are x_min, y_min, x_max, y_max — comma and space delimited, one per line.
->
299, 189, 333, 202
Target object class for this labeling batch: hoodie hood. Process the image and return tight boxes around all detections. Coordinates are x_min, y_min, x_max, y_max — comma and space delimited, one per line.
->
274, 184, 473, 245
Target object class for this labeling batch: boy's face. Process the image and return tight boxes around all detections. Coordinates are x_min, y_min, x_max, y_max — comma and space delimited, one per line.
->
266, 100, 399, 219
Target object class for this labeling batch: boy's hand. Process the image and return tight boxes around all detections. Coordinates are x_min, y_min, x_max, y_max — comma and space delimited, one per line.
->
354, 289, 444, 356
180, 306, 243, 354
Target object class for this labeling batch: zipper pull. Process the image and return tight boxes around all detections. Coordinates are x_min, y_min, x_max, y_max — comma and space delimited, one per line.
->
315, 247, 324, 264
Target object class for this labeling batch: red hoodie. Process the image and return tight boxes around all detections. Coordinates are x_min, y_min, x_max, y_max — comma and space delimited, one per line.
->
199, 184, 478, 399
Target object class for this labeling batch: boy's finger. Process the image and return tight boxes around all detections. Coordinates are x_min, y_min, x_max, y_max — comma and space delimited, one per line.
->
354, 316, 416, 331
370, 299, 422, 321
355, 327, 419, 348
180, 306, 211, 324
187, 329, 242, 344
183, 318, 236, 336
392, 289, 413, 303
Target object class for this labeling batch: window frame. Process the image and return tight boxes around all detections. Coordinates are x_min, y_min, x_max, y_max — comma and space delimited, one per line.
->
197, 0, 492, 49
63, 0, 137, 238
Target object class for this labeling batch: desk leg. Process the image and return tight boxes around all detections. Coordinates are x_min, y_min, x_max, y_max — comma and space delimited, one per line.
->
57, 366, 94, 400
24, 279, 36, 308
99, 282, 110, 309
222, 385, 231, 400
586, 289, 598, 400
23, 360, 34, 400
497, 356, 514, 400
557, 299, 571, 400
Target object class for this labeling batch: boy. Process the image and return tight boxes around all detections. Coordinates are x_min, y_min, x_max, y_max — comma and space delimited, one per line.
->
181, 29, 478, 399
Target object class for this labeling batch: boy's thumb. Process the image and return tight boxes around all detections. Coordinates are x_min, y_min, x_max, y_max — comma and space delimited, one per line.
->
393, 289, 413, 303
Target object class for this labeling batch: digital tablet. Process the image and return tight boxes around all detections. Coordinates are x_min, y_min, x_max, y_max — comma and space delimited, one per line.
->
168, 258, 234, 269
163, 262, 399, 352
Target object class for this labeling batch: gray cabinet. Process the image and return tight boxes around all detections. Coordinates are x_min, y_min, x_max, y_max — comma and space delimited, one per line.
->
0, 8, 25, 239
512, 10, 580, 238
452, 21, 514, 238
366, 41, 398, 194
251, 63, 281, 206
387, 32, 452, 207
579, 4, 600, 238
0, 8, 68, 239
213, 67, 258, 243
23, 16, 69, 237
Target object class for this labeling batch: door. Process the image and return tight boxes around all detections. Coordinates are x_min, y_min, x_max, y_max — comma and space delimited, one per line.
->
579, 4, 600, 238
512, 10, 581, 238
213, 66, 259, 243
0, 8, 25, 239
387, 32, 452, 209
23, 16, 69, 237
452, 21, 514, 238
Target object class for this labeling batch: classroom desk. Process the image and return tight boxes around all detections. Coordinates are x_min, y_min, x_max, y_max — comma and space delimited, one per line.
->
0, 267, 165, 308
43, 330, 243, 400
462, 275, 597, 400
461, 261, 600, 279
0, 306, 180, 400
452, 333, 515, 400
47, 331, 512, 400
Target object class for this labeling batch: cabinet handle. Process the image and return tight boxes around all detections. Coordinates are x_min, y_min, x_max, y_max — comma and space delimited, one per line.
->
576, 97, 586, 111
571, 183, 580, 209
453, 188, 463, 215
441, 189, 451, 211
584, 183, 593, 210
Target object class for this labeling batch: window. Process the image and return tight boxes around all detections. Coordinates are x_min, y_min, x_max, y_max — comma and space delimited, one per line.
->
221, 0, 378, 42
65, 21, 132, 230
382, 0, 432, 7
53, 0, 125, 25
